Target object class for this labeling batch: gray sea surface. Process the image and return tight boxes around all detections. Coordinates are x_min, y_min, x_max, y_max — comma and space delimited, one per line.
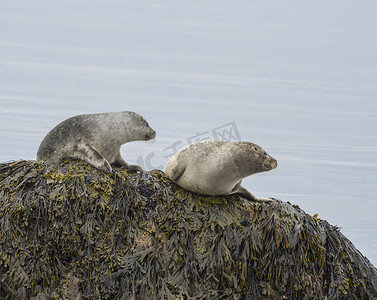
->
1, 0, 376, 266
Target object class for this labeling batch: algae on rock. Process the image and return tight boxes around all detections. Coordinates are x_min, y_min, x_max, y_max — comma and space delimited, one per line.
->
0, 160, 376, 299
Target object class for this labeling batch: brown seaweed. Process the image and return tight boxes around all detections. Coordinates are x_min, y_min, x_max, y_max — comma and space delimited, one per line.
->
0, 160, 376, 299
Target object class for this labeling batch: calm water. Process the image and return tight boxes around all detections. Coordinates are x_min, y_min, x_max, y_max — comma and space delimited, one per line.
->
1, 0, 376, 266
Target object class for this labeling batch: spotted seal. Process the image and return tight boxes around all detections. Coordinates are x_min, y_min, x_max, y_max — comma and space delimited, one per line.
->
164, 140, 277, 202
37, 111, 156, 172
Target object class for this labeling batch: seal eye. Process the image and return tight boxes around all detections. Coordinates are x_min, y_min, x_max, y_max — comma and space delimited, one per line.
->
138, 116, 147, 125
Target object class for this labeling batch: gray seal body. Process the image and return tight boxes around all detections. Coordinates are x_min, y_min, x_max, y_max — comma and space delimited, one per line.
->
164, 140, 277, 202
37, 111, 156, 172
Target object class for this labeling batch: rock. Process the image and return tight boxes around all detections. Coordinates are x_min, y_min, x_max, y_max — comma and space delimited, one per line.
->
0, 160, 376, 299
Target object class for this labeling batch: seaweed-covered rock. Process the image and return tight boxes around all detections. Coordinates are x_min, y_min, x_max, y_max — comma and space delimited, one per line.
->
0, 160, 376, 299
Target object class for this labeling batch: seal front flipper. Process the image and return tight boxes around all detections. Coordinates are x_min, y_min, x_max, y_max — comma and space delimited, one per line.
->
113, 154, 143, 172
232, 183, 274, 203
128, 164, 144, 172
68, 143, 112, 173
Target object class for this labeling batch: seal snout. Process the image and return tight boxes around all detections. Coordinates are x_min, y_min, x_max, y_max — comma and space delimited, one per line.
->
270, 157, 278, 169
263, 156, 277, 170
146, 129, 156, 140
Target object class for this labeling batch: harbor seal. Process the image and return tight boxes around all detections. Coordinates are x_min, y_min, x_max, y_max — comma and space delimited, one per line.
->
37, 111, 156, 172
164, 140, 277, 202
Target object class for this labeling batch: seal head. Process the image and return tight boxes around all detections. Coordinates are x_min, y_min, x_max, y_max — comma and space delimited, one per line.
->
233, 141, 277, 175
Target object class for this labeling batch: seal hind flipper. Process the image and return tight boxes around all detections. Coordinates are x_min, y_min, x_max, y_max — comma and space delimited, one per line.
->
165, 157, 187, 181
68, 143, 112, 173
168, 164, 186, 181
